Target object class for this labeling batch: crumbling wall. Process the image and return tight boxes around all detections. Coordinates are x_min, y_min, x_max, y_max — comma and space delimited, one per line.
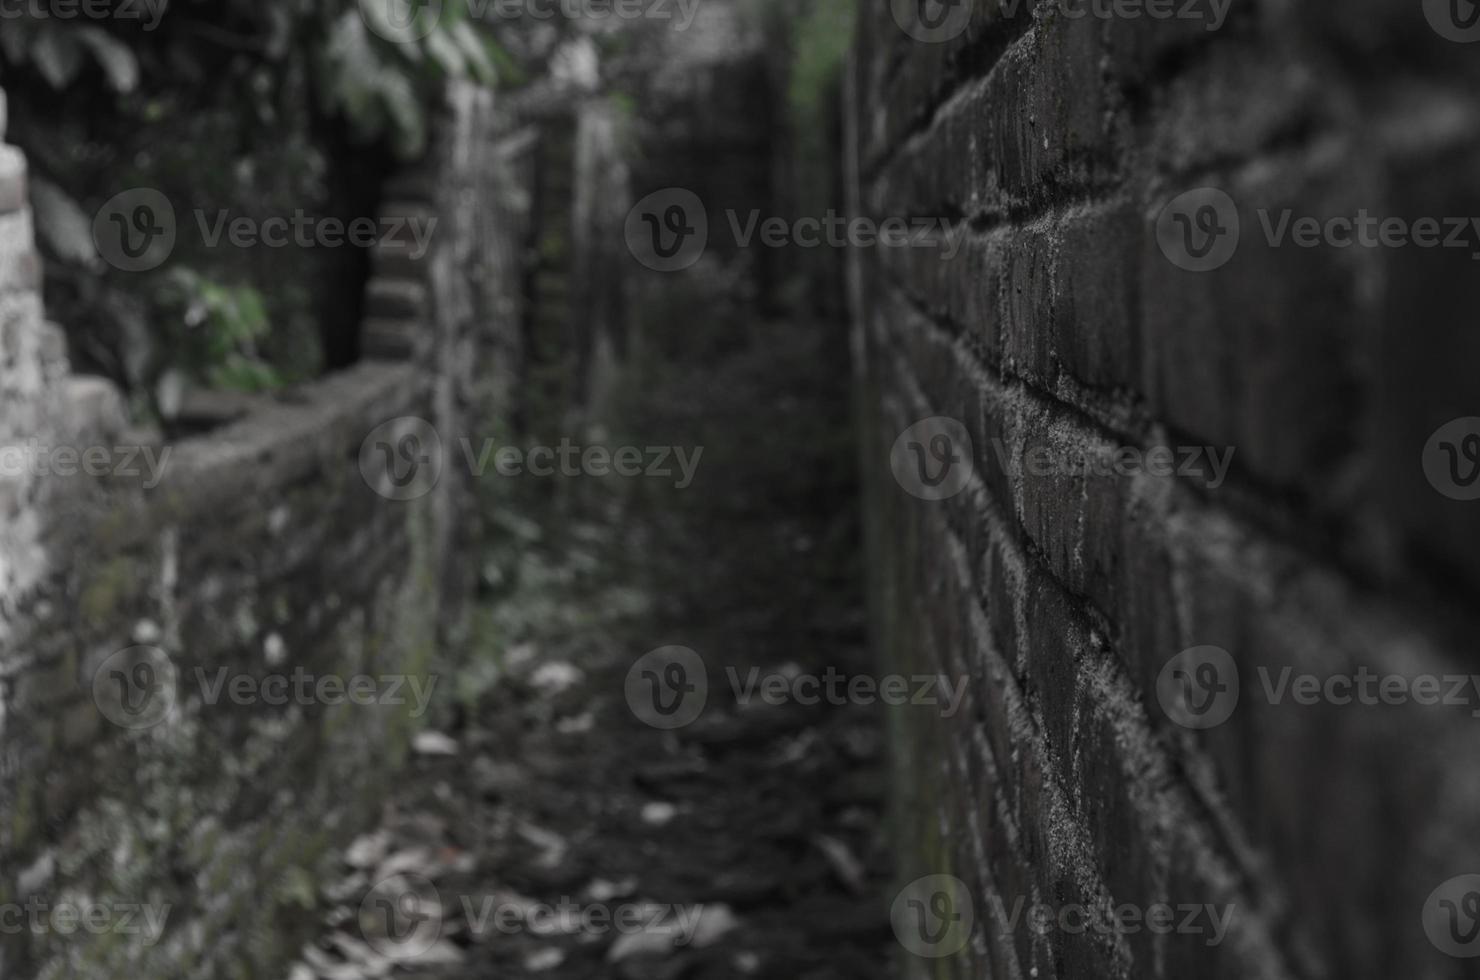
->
0, 81, 514, 979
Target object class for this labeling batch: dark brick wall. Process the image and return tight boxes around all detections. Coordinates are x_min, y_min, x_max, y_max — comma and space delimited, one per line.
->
851, 4, 1480, 978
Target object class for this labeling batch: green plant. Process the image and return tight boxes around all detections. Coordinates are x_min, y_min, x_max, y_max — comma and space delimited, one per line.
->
0, 0, 532, 395
160, 269, 288, 392
0, 19, 141, 93
321, 1, 499, 157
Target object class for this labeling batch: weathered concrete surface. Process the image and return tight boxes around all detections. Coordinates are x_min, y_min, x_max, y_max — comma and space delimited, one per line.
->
0, 82, 511, 978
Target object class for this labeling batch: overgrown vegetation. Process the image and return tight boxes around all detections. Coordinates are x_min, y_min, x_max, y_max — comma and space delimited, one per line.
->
0, 0, 538, 414
0, 0, 857, 416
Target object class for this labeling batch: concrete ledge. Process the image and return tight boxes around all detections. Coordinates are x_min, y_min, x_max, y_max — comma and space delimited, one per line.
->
0, 145, 26, 215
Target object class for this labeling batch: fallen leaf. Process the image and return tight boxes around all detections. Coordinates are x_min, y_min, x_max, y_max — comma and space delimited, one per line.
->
813, 834, 866, 893
641, 801, 678, 827
412, 731, 460, 756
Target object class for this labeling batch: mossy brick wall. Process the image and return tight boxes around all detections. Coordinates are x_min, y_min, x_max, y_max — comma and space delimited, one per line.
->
851, 4, 1480, 979
0, 81, 512, 979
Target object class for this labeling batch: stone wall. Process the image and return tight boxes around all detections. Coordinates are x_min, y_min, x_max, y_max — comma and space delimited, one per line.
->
851, 4, 1480, 979
0, 80, 513, 978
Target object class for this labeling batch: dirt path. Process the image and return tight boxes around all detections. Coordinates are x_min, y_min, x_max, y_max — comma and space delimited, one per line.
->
285, 317, 895, 980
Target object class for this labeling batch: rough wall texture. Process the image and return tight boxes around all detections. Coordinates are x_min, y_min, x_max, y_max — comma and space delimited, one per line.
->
851, 4, 1480, 979
0, 81, 510, 978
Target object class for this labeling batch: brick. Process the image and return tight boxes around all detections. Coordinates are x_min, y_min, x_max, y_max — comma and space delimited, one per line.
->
361, 318, 426, 361
869, 74, 1000, 219
1047, 201, 1142, 392
1140, 150, 1370, 497
987, 17, 1123, 207
370, 201, 437, 279
861, 0, 1031, 170
1102, 0, 1243, 87
363, 277, 428, 321
1143, 44, 1324, 177
1370, 139, 1480, 592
